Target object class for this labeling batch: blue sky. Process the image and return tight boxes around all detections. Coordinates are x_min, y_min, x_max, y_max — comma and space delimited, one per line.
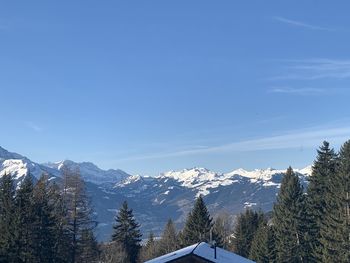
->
1, 1, 350, 175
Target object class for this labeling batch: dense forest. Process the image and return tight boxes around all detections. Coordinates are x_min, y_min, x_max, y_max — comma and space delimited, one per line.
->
0, 140, 349, 263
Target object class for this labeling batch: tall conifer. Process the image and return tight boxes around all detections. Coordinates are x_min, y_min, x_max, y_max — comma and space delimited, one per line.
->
249, 221, 267, 263
158, 219, 178, 255
320, 140, 350, 262
62, 167, 96, 263
305, 141, 338, 262
14, 175, 36, 263
273, 166, 304, 262
181, 195, 213, 246
0, 173, 16, 262
232, 209, 264, 258
112, 201, 142, 263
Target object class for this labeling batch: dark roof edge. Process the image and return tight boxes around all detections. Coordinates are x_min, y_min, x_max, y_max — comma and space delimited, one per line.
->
190, 242, 203, 255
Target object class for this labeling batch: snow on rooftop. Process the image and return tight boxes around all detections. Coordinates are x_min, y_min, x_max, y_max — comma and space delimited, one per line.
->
145, 242, 255, 263
145, 243, 198, 263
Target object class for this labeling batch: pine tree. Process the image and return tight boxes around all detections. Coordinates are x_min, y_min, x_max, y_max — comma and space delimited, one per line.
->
112, 201, 142, 263
249, 218, 277, 263
158, 219, 178, 255
305, 141, 338, 262
31, 174, 58, 262
320, 140, 350, 262
266, 226, 277, 263
49, 181, 72, 263
62, 167, 96, 263
249, 220, 269, 263
232, 209, 264, 258
78, 228, 99, 263
14, 175, 36, 263
0, 173, 17, 263
273, 166, 304, 263
181, 195, 213, 246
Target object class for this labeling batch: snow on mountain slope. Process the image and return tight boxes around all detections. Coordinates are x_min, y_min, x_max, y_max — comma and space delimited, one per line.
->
158, 168, 237, 196
299, 165, 313, 176
227, 167, 311, 181
1, 159, 40, 180
43, 160, 130, 185
154, 166, 312, 196
0, 146, 130, 185
0, 146, 58, 180
115, 174, 143, 187
0, 145, 315, 240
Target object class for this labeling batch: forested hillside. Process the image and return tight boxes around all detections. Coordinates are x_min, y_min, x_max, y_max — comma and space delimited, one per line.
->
0, 141, 349, 262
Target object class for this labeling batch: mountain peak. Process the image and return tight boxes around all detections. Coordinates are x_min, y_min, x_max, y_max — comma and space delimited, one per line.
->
42, 159, 130, 184
0, 146, 25, 160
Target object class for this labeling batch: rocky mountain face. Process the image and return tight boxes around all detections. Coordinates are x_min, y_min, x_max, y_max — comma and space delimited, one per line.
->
0, 146, 312, 241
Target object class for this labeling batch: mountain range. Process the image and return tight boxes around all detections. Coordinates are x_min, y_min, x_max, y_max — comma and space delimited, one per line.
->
0, 146, 312, 241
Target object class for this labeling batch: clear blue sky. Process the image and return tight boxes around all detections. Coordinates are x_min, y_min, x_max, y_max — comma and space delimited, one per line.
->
1, 1, 350, 175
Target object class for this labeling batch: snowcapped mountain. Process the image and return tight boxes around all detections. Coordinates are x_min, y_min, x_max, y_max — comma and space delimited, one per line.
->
43, 160, 130, 185
0, 145, 313, 241
0, 146, 23, 160
150, 166, 312, 197
0, 146, 58, 181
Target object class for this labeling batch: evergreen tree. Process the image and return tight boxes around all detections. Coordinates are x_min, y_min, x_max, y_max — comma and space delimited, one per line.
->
305, 141, 338, 262
232, 209, 264, 258
31, 174, 58, 262
0, 173, 17, 263
249, 220, 268, 263
273, 166, 304, 263
14, 175, 36, 263
319, 140, 350, 262
49, 182, 72, 263
158, 219, 178, 255
112, 201, 142, 263
62, 167, 96, 263
212, 213, 233, 249
249, 219, 277, 263
181, 195, 213, 246
266, 226, 277, 263
78, 228, 99, 263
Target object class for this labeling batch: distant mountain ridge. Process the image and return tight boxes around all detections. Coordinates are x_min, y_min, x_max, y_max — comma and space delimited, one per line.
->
0, 146, 312, 241
117, 166, 312, 197
43, 160, 130, 185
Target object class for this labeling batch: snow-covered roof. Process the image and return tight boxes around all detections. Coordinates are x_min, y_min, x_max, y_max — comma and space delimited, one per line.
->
145, 242, 255, 263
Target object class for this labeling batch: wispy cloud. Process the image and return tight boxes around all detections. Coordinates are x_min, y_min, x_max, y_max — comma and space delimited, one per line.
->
273, 16, 336, 31
269, 87, 326, 96
270, 59, 350, 81
25, 121, 43, 132
114, 124, 350, 162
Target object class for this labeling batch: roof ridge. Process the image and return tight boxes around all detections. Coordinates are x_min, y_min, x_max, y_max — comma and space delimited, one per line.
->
191, 242, 203, 254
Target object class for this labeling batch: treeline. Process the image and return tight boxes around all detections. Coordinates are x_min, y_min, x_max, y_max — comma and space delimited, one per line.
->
0, 168, 99, 263
104, 194, 233, 262
107, 140, 349, 262
234, 140, 350, 263
1, 140, 349, 263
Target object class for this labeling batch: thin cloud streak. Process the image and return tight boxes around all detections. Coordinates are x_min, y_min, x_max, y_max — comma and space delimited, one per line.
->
273, 16, 336, 31
270, 59, 350, 80
269, 87, 326, 96
25, 121, 42, 132
115, 125, 350, 162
